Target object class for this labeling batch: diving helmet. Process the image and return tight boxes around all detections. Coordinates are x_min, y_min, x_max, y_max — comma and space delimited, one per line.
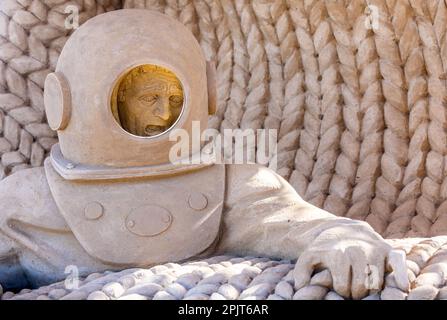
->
44, 9, 216, 180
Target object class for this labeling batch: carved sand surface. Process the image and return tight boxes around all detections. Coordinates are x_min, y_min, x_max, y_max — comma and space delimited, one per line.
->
1, 0, 447, 301
1, 0, 447, 238
2, 237, 447, 300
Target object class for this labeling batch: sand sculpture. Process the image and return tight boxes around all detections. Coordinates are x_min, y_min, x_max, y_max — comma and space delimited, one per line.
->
0, 9, 407, 300
0, 0, 446, 300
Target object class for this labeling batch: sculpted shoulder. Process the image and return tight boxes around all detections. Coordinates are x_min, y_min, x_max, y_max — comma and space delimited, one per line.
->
225, 163, 300, 206
0, 166, 69, 231
0, 167, 47, 198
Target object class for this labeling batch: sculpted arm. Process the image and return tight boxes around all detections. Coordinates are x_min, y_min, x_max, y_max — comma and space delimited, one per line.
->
216, 165, 402, 299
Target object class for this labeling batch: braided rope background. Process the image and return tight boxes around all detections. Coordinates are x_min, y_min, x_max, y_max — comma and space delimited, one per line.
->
1, 0, 447, 239
2, 237, 447, 300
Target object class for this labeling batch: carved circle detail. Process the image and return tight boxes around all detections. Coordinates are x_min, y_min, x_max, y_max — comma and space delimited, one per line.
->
188, 192, 208, 211
126, 205, 172, 237
44, 72, 71, 131
84, 202, 104, 220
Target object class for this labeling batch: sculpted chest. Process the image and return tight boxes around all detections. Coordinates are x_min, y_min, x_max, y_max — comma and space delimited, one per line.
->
44, 158, 225, 266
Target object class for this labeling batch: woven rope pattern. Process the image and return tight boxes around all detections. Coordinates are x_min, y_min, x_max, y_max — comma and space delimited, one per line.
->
2, 237, 447, 300
1, 0, 447, 238
0, 0, 122, 178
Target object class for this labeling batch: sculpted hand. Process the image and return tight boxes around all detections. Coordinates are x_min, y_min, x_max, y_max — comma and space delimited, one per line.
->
293, 221, 408, 299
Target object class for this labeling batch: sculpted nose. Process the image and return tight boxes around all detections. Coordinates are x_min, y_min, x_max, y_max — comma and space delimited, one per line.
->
155, 98, 171, 121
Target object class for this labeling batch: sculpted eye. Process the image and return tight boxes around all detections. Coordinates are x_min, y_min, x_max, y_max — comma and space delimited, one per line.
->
169, 95, 183, 105
139, 94, 158, 104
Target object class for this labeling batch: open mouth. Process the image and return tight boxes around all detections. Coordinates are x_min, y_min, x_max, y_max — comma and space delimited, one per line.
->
144, 125, 166, 136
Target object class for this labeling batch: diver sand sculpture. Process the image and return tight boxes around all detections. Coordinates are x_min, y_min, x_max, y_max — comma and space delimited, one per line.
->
0, 9, 405, 299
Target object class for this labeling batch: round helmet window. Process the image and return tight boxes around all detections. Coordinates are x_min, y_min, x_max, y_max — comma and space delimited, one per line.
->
111, 64, 184, 137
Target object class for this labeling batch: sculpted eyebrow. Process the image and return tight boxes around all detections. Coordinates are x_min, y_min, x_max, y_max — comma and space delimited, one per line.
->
167, 83, 182, 94
142, 83, 168, 91
169, 89, 183, 96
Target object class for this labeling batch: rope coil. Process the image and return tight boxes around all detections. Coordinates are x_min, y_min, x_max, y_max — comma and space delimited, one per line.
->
2, 237, 447, 300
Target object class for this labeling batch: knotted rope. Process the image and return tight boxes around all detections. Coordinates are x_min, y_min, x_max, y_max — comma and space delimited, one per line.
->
1, 237, 447, 300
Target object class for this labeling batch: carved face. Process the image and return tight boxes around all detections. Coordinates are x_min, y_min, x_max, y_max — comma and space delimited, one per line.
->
117, 65, 184, 137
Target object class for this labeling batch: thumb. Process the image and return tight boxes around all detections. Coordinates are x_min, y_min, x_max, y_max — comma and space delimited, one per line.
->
387, 249, 410, 292
294, 251, 318, 290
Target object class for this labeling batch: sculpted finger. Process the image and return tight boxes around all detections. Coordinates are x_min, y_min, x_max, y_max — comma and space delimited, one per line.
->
330, 250, 351, 298
294, 251, 318, 290
387, 249, 410, 292
367, 256, 385, 294
347, 247, 368, 300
